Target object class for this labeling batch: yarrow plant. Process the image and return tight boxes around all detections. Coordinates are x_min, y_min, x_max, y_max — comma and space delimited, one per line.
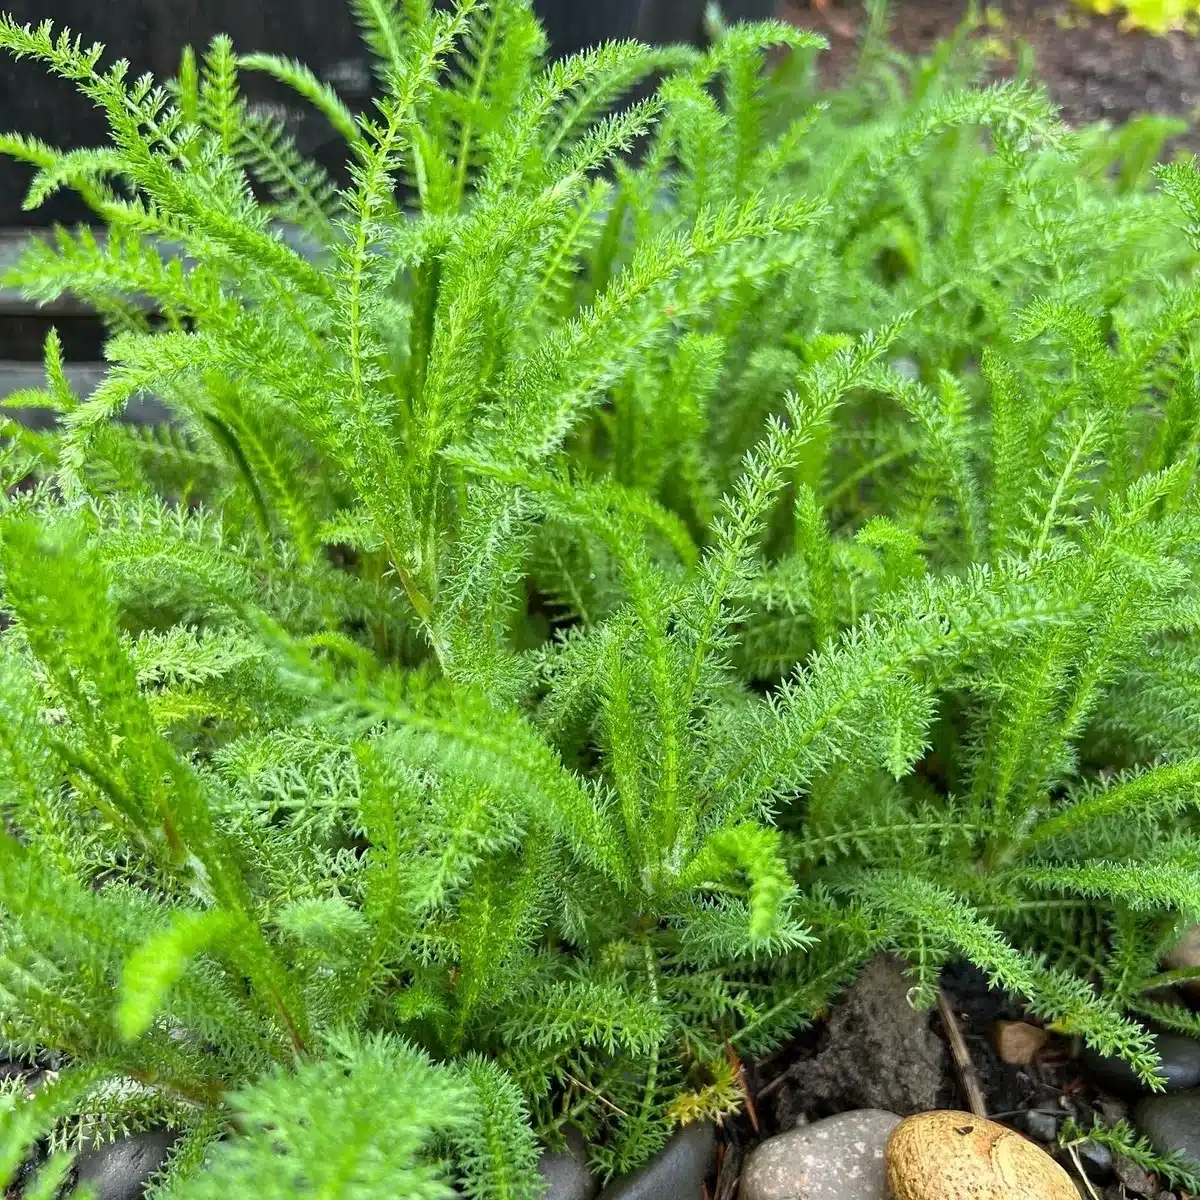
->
0, 1, 1198, 1195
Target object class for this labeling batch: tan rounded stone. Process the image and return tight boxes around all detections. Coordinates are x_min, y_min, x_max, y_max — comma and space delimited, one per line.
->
885, 1110, 1078, 1199
992, 1021, 1048, 1067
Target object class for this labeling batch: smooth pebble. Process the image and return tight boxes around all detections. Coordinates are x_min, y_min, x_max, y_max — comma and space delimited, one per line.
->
1134, 1088, 1200, 1172
886, 1110, 1078, 1200
599, 1122, 715, 1200
74, 1130, 177, 1200
1082, 1032, 1200, 1096
540, 1126, 599, 1200
739, 1109, 900, 1200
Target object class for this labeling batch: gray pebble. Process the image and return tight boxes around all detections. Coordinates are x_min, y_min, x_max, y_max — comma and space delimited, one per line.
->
1135, 1087, 1200, 1172
1082, 1032, 1200, 1096
1075, 1138, 1114, 1182
74, 1130, 177, 1200
1114, 1151, 1159, 1196
738, 1109, 900, 1200
1023, 1108, 1060, 1143
540, 1126, 599, 1200
599, 1123, 715, 1200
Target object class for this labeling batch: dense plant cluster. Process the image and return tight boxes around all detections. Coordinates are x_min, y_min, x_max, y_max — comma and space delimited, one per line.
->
0, 1, 1198, 1195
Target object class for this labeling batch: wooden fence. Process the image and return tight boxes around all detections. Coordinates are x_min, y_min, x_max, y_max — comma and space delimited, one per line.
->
0, 0, 776, 412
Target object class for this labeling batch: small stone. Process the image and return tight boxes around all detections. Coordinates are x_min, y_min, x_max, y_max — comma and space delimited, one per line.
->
540, 1127, 599, 1200
1082, 1032, 1200, 1096
599, 1122, 715, 1200
1114, 1152, 1160, 1196
74, 1130, 177, 1200
1164, 925, 1200, 1000
1023, 1108, 1059, 1142
994, 1020, 1049, 1065
1095, 1097, 1129, 1124
1075, 1138, 1114, 1182
885, 1110, 1078, 1200
738, 1109, 900, 1200
1134, 1088, 1200, 1172
1143, 984, 1189, 1010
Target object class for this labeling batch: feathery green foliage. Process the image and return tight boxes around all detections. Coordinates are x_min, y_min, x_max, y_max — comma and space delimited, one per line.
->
0, 1, 1198, 1193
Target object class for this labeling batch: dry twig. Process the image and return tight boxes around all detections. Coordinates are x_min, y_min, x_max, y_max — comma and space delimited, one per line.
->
756, 1070, 790, 1101
725, 1043, 759, 1132
936, 987, 988, 1118
1067, 1144, 1102, 1200
714, 1140, 743, 1200
563, 1070, 628, 1118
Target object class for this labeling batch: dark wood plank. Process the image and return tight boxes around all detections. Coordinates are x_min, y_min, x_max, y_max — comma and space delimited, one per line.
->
0, 1, 786, 227
0, 361, 167, 429
0, 0, 366, 228
0, 225, 321, 318
0, 359, 107, 398
0, 228, 97, 316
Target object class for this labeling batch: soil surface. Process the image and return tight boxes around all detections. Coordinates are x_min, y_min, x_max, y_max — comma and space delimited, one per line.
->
786, 0, 1200, 145
725, 956, 1187, 1199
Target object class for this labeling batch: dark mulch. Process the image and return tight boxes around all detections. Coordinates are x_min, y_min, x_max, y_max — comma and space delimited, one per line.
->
787, 0, 1200, 147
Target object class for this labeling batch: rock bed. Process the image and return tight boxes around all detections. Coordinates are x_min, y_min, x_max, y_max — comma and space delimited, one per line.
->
533, 953, 1200, 1198
718, 956, 1200, 1200
11, 960, 1198, 1197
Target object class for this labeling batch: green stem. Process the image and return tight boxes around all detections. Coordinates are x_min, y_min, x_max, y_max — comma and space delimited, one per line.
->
637, 938, 661, 1126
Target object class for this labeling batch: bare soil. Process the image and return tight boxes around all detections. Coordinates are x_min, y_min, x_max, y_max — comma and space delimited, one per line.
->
787, 0, 1200, 144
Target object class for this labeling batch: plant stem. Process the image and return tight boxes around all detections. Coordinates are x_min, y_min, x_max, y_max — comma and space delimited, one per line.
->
936, 987, 987, 1118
